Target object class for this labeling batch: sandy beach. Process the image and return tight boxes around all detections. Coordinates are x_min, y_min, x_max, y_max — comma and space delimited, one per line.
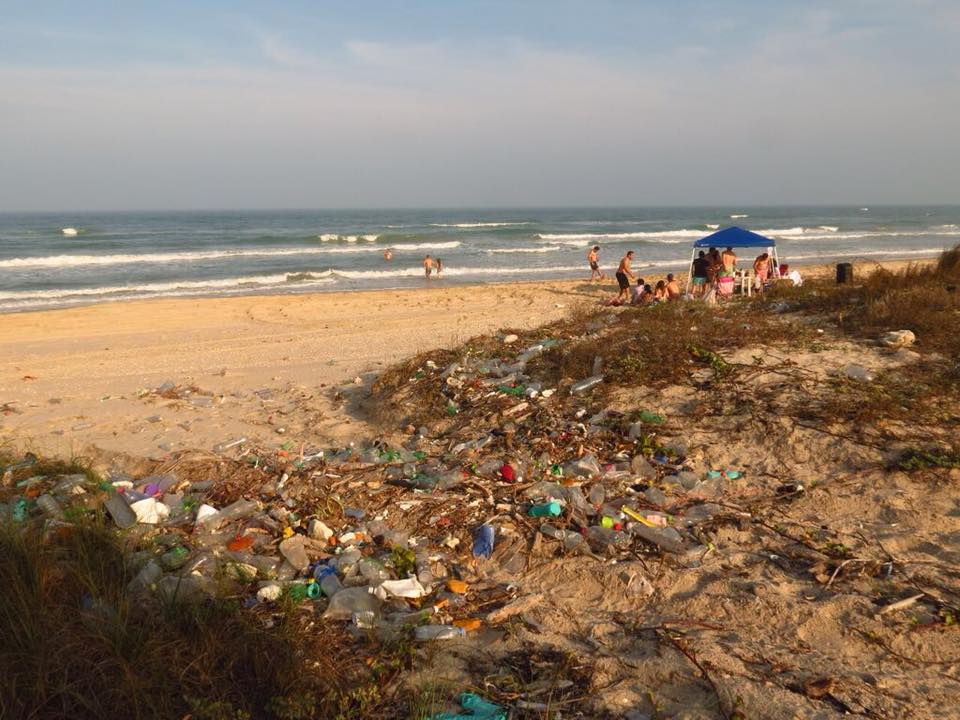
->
0, 258, 933, 460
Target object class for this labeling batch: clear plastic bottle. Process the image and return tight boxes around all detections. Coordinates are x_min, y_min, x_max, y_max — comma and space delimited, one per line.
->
414, 625, 466, 641
587, 484, 606, 506
199, 498, 260, 531
36, 494, 64, 519
540, 523, 585, 551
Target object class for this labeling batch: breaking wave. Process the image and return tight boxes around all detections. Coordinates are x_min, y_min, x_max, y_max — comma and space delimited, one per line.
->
0, 242, 461, 270
429, 222, 530, 228
487, 246, 562, 254
318, 234, 379, 242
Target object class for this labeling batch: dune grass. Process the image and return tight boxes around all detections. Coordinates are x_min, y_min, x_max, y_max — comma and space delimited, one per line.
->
0, 457, 416, 720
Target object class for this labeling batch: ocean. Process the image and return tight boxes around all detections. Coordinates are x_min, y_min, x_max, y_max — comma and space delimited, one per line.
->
1, 206, 957, 313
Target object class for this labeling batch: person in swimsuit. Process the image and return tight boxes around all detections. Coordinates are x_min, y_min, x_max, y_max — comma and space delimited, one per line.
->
691, 251, 710, 296
436, 257, 443, 277
423, 255, 435, 278
630, 277, 645, 304
665, 273, 681, 300
587, 245, 604, 281
653, 280, 667, 302
722, 246, 737, 273
383, 248, 394, 261
753, 252, 770, 293
615, 251, 635, 303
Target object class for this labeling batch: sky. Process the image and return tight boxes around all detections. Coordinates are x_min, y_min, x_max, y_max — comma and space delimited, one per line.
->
1, 0, 958, 210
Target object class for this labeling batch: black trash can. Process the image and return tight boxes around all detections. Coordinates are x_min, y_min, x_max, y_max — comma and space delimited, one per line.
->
836, 262, 853, 284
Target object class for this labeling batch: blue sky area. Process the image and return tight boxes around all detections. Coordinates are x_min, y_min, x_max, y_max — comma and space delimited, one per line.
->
1, 1, 958, 209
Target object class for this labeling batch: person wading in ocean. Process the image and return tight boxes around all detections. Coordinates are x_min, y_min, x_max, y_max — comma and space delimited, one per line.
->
587, 245, 604, 281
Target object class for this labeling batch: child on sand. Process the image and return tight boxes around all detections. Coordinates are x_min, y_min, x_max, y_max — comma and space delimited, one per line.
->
630, 277, 645, 304
653, 280, 668, 302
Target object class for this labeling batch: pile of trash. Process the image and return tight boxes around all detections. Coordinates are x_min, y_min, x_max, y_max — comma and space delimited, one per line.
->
1, 328, 750, 644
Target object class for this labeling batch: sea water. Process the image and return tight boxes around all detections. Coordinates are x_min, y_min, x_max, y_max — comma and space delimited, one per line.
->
0, 206, 957, 312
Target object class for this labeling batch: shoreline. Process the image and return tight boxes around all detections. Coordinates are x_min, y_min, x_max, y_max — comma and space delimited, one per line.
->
0, 255, 938, 459
0, 252, 942, 318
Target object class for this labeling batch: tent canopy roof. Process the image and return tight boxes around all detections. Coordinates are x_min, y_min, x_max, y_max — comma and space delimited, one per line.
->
693, 226, 775, 249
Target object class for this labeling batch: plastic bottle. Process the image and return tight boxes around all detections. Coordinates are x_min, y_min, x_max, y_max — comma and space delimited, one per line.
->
199, 498, 260, 531
358, 557, 390, 582
588, 484, 606, 506
571, 375, 603, 394
540, 523, 585, 551
323, 586, 382, 620
415, 625, 466, 641
36, 494, 64, 519
319, 571, 344, 598
528, 501, 562, 518
103, 493, 137, 529
472, 525, 495, 558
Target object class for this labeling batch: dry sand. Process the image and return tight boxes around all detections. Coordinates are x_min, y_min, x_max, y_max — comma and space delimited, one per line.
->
0, 259, 930, 460
1, 255, 954, 718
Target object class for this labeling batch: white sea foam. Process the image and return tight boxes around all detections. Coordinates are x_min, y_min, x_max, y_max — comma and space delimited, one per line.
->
0, 242, 461, 270
0, 272, 337, 302
487, 246, 561, 254
429, 222, 530, 228
706, 224, 719, 230
818, 226, 839, 232
318, 233, 379, 242
61, 227, 78, 236
332, 264, 585, 279
730, 214, 749, 219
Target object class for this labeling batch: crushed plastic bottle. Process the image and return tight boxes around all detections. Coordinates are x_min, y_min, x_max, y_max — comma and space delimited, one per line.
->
103, 492, 137, 529
571, 375, 603, 394
415, 625, 466, 641
323, 586, 382, 620
588, 484, 606, 506
540, 523, 585, 551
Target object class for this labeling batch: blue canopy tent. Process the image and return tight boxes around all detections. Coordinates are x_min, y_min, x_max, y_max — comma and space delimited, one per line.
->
685, 226, 779, 294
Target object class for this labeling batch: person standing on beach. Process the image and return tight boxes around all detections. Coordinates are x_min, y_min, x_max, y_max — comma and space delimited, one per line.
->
615, 251, 635, 303
423, 255, 435, 278
691, 251, 710, 296
722, 246, 737, 273
587, 245, 604, 281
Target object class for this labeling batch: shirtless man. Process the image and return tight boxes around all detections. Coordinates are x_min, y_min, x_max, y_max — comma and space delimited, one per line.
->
615, 250, 636, 303
423, 255, 435, 278
665, 273, 681, 300
383, 248, 394, 261
721, 246, 737, 273
587, 245, 604, 281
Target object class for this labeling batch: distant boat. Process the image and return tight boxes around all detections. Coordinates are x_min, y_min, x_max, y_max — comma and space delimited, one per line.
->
62, 227, 78, 236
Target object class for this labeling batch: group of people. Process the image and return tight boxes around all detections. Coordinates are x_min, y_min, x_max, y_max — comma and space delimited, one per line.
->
602, 247, 683, 305
690, 245, 774, 296
590, 243, 776, 304
587, 245, 775, 305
